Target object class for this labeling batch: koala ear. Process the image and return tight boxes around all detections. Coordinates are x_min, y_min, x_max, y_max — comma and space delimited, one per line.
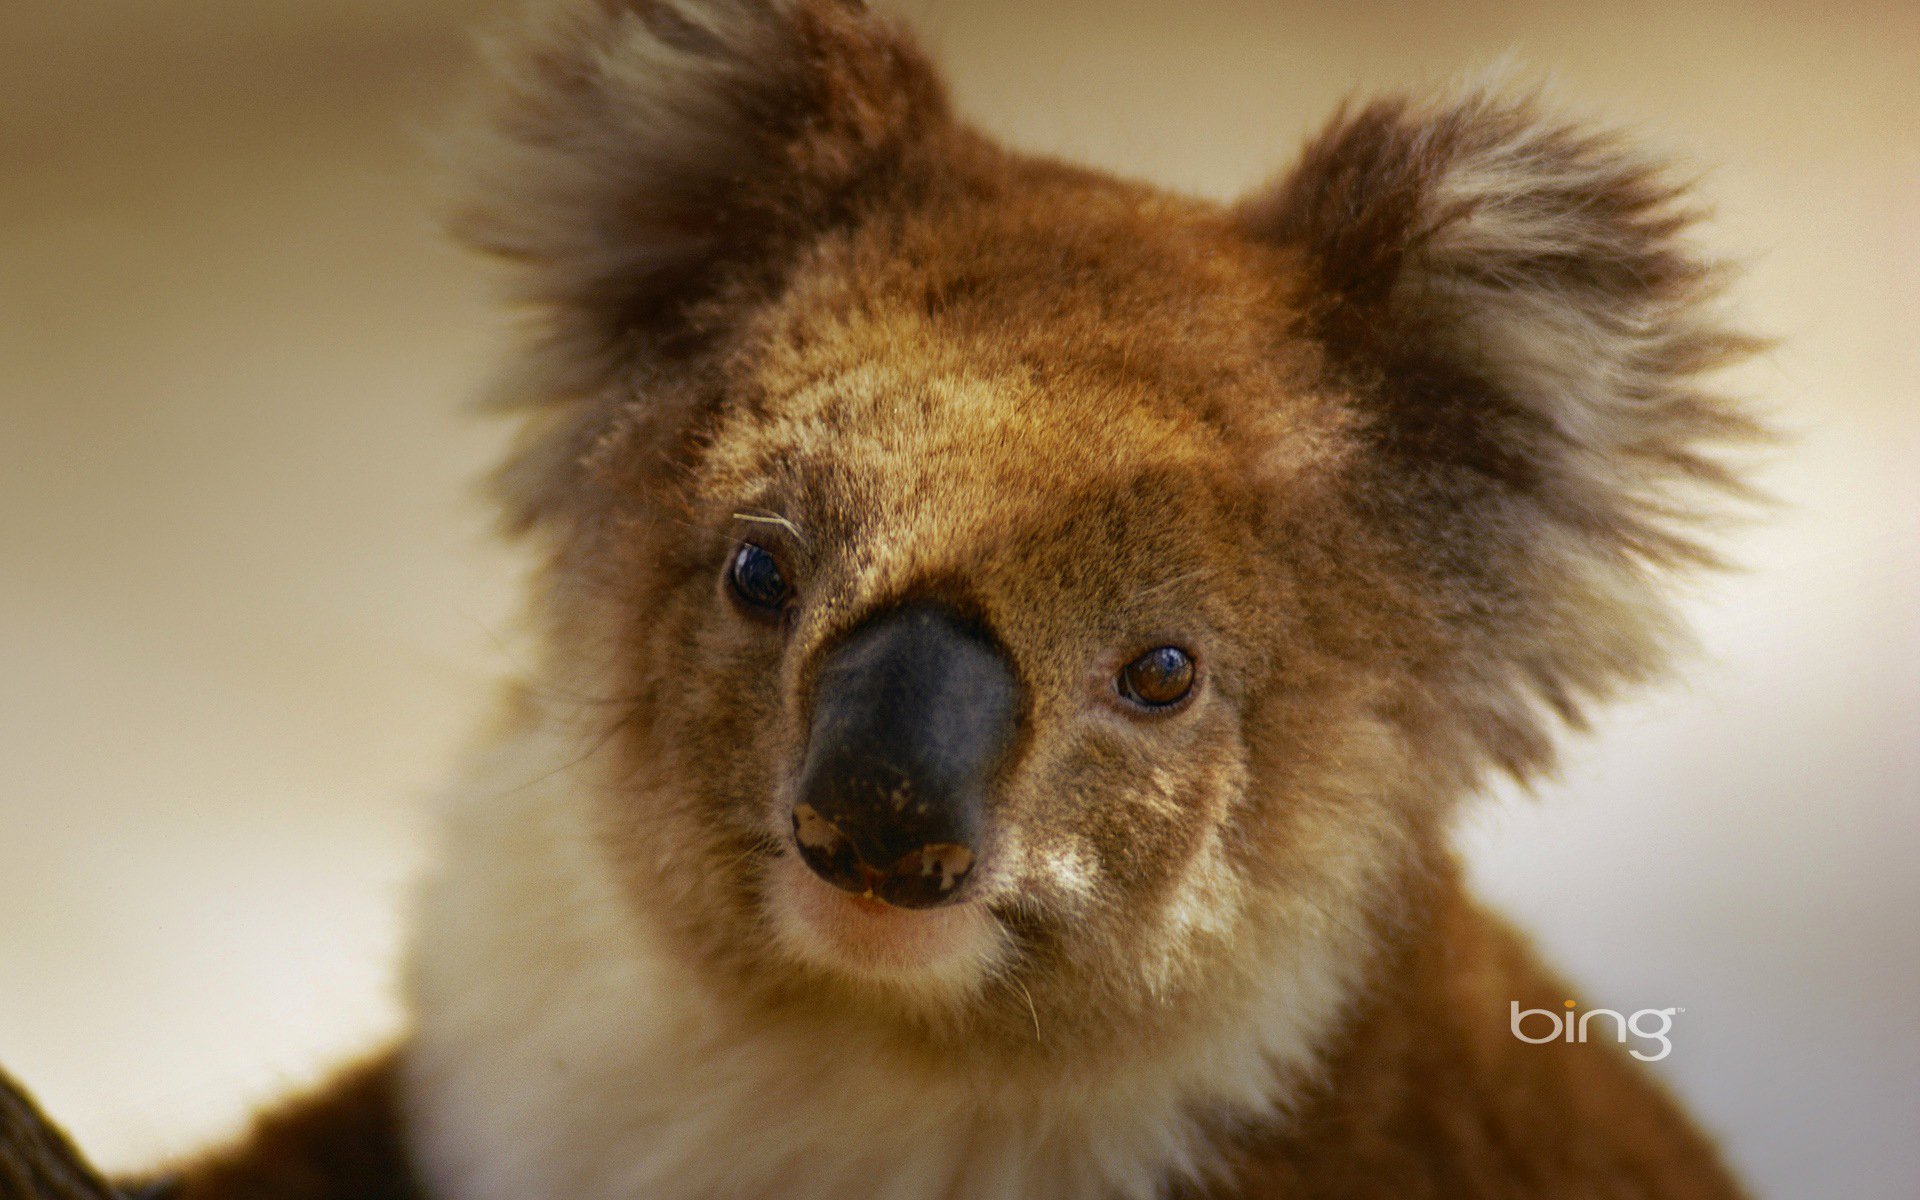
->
1236, 86, 1768, 775
451, 0, 948, 532
453, 0, 947, 353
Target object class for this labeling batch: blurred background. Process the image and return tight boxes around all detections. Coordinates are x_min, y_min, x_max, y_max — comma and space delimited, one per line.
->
1, 0, 1914, 1195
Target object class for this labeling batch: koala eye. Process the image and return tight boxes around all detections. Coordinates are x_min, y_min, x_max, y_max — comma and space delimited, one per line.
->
728, 543, 791, 614
1116, 646, 1195, 710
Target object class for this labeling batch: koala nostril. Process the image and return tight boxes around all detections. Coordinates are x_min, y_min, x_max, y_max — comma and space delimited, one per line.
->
875, 843, 974, 910
791, 803, 865, 895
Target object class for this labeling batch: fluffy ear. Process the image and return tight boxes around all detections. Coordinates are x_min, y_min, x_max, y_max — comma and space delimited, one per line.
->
450, 0, 948, 529
456, 0, 946, 342
1237, 86, 1767, 776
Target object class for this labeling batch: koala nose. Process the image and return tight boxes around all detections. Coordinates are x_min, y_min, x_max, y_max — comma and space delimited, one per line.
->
791, 602, 1020, 909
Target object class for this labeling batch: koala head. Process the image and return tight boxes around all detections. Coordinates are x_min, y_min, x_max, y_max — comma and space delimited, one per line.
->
454, 0, 1759, 1063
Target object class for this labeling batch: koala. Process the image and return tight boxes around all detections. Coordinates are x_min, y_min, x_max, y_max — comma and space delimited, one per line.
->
2, 1, 1766, 1198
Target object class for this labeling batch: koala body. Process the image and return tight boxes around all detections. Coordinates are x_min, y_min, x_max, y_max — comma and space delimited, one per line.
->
5, 2, 1765, 1198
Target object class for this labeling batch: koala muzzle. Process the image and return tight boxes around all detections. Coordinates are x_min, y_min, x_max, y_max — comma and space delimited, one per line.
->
790, 603, 1019, 909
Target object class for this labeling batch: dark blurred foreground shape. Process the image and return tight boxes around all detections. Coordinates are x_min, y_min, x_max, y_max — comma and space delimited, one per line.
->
2, 1069, 118, 1200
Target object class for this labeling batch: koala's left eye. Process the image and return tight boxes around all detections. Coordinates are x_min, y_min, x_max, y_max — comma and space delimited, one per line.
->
728, 543, 791, 613
1117, 646, 1196, 710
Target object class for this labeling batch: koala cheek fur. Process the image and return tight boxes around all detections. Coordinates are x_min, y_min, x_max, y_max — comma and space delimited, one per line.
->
58, 3, 1765, 1199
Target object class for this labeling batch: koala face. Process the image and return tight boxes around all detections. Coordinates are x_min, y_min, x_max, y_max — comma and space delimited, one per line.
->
456, 0, 1758, 1061
577, 190, 1398, 1043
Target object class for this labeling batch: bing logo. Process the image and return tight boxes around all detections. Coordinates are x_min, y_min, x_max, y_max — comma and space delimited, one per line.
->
1510, 999, 1680, 1062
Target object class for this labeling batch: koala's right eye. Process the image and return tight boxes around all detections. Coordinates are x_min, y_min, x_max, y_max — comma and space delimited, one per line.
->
1117, 646, 1196, 710
728, 543, 792, 615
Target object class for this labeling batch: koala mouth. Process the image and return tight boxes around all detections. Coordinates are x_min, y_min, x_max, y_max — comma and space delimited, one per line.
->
767, 851, 1004, 984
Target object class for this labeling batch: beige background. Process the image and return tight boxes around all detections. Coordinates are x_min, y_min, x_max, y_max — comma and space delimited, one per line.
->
2, 1, 1916, 1196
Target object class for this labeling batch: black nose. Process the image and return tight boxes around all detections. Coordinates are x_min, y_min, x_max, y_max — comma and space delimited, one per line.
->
791, 602, 1019, 909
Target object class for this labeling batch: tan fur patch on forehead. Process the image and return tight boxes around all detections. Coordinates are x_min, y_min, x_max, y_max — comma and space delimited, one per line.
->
724, 150, 1338, 443
717, 358, 1216, 497
678, 163, 1359, 569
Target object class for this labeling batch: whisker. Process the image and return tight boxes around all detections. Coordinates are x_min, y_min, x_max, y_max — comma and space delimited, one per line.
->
731, 510, 807, 545
1014, 978, 1043, 1045
486, 701, 644, 800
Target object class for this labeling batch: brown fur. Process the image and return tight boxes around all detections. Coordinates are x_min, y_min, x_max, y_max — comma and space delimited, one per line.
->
5, 1, 1765, 1197
120, 1059, 416, 1200
1196, 872, 1744, 1198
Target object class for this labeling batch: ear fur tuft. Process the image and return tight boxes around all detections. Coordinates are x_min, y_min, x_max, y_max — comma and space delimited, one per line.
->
1238, 83, 1771, 777
451, 0, 948, 358
446, 0, 949, 534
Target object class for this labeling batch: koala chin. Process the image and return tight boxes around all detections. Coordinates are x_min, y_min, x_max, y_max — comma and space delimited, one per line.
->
4, 2, 1771, 1199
